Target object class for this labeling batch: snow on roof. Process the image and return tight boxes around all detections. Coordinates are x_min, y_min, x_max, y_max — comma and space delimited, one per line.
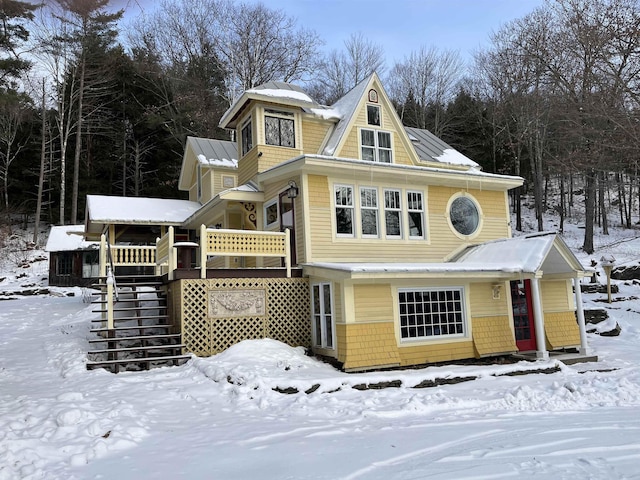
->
306, 234, 585, 276
247, 87, 315, 104
435, 148, 478, 167
45, 225, 98, 252
197, 154, 237, 168
86, 195, 202, 224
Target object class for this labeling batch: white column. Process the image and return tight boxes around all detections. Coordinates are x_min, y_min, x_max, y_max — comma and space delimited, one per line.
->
574, 276, 590, 355
530, 277, 549, 360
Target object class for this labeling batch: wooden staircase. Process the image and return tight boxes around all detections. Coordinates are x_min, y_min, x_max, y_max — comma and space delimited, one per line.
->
86, 275, 190, 373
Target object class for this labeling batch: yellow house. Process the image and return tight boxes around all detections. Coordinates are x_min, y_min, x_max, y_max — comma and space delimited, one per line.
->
84, 73, 593, 372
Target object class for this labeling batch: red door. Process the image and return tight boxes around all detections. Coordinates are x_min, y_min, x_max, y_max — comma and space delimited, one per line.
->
510, 279, 537, 351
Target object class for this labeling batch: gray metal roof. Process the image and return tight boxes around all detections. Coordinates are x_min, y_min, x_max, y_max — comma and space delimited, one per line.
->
250, 81, 309, 94
187, 136, 238, 166
404, 127, 475, 167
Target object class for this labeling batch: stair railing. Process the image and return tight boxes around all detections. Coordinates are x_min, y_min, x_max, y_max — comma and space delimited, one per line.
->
99, 231, 119, 330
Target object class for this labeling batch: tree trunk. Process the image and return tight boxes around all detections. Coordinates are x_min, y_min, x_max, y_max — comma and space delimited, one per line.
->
559, 173, 565, 233
599, 170, 608, 235
70, 53, 86, 225
34, 80, 47, 245
583, 169, 596, 254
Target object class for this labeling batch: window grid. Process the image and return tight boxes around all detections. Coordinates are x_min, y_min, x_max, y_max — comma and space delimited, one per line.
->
399, 288, 465, 340
312, 283, 334, 349
241, 120, 252, 156
335, 185, 354, 236
384, 189, 402, 238
265, 113, 295, 148
360, 128, 392, 163
407, 191, 425, 239
360, 187, 379, 237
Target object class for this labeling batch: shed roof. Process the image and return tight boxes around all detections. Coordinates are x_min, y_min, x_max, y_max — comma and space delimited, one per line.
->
45, 225, 99, 252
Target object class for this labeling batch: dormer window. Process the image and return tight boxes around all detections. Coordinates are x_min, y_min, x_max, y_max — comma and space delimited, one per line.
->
241, 119, 253, 156
265, 109, 295, 148
367, 104, 380, 126
361, 129, 392, 163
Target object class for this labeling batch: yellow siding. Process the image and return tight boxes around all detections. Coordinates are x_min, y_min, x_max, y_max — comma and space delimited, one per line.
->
469, 282, 510, 317
541, 280, 571, 311
398, 341, 477, 366
238, 148, 260, 186
472, 316, 517, 356
545, 311, 580, 349
353, 284, 393, 323
307, 175, 330, 208
302, 119, 331, 155
335, 322, 401, 370
202, 169, 214, 203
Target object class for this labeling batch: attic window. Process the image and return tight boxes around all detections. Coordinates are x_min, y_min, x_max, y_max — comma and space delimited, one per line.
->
361, 129, 392, 163
367, 105, 380, 126
265, 110, 295, 148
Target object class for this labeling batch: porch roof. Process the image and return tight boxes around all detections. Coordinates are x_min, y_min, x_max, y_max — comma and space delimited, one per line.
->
85, 195, 202, 234
303, 233, 589, 280
45, 225, 99, 252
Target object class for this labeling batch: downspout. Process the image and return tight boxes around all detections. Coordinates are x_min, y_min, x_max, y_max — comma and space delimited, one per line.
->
530, 276, 549, 360
574, 276, 590, 355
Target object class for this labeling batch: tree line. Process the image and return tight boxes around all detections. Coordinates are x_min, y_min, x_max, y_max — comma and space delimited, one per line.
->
1, 0, 639, 253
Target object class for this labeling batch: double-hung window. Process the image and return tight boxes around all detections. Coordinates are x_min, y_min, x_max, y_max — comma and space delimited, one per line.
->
407, 191, 425, 239
265, 110, 295, 148
399, 288, 466, 340
384, 189, 402, 238
360, 187, 379, 238
335, 185, 354, 236
361, 129, 392, 163
241, 119, 253, 155
312, 283, 334, 349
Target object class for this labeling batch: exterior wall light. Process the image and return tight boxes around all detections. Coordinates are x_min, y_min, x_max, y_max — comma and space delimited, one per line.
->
287, 180, 299, 199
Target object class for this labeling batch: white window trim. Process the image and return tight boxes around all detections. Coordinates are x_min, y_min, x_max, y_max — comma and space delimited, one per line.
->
407, 190, 425, 240
334, 184, 355, 238
241, 117, 253, 156
367, 104, 381, 126
383, 188, 402, 239
359, 186, 379, 238
264, 108, 296, 148
312, 282, 335, 350
360, 127, 393, 163
446, 192, 484, 240
397, 286, 469, 343
196, 163, 202, 202
263, 198, 279, 229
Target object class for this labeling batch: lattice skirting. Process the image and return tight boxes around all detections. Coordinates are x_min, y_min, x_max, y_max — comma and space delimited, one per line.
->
171, 277, 310, 356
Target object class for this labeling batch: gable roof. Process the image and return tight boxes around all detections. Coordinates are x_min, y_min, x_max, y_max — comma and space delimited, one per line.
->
179, 137, 238, 191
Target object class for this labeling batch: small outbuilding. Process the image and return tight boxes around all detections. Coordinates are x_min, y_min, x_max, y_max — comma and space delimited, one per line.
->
45, 225, 100, 287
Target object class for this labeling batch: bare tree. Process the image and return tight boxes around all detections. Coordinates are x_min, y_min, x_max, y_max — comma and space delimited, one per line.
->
387, 46, 464, 136
310, 32, 385, 104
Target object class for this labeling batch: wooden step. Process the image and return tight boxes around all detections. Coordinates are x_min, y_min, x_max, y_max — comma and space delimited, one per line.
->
89, 344, 185, 355
88, 333, 181, 343
90, 325, 171, 333
86, 355, 191, 370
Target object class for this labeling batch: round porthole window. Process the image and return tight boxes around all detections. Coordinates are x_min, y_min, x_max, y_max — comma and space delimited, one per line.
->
449, 196, 480, 236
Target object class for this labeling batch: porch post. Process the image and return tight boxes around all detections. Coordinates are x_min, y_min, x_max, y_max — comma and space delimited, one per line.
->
99, 234, 107, 278
574, 276, 590, 355
284, 228, 291, 278
530, 277, 549, 360
168, 226, 175, 281
200, 224, 207, 279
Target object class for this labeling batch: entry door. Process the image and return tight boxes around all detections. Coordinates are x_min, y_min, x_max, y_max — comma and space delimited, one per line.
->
279, 191, 296, 264
510, 279, 537, 351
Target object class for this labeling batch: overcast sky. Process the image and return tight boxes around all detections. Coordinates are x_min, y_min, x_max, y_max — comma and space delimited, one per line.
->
112, 0, 544, 66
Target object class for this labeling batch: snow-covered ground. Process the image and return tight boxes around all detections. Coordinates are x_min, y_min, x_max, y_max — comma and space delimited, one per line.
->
1, 217, 640, 479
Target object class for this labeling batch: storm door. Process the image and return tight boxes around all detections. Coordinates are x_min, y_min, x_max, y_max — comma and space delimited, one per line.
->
279, 191, 296, 265
510, 279, 537, 351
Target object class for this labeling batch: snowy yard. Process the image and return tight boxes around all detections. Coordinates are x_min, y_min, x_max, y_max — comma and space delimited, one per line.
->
2, 223, 640, 479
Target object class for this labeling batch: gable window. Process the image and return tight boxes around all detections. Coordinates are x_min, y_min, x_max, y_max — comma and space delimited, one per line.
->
312, 283, 334, 349
241, 119, 253, 156
399, 288, 466, 341
196, 164, 202, 201
335, 185, 354, 236
360, 187, 379, 238
407, 191, 425, 239
367, 104, 380, 126
384, 189, 402, 238
361, 129, 392, 163
264, 199, 278, 229
265, 110, 295, 148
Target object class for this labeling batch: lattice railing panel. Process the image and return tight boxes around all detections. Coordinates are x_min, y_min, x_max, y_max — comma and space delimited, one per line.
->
178, 277, 310, 356
267, 278, 311, 347
180, 280, 210, 356
205, 229, 286, 256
